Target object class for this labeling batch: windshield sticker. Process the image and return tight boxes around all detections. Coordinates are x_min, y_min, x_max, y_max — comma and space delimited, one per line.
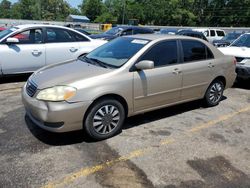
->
131, 39, 149, 45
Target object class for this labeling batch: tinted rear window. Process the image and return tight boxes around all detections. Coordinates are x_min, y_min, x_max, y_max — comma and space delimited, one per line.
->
216, 30, 225, 37
181, 40, 213, 62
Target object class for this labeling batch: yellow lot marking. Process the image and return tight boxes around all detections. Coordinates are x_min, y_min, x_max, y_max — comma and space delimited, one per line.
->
42, 105, 250, 188
189, 105, 250, 133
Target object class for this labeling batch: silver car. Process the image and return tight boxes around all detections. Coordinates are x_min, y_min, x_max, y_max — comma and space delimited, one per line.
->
0, 24, 106, 75
22, 35, 236, 140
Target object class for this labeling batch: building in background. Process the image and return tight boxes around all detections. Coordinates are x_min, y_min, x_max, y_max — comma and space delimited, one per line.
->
66, 15, 90, 23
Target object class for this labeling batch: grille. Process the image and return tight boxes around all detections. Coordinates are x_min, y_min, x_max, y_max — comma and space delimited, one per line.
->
26, 80, 37, 97
235, 57, 245, 63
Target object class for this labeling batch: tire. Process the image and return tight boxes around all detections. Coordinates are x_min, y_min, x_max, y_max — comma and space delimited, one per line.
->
84, 99, 125, 140
204, 80, 225, 107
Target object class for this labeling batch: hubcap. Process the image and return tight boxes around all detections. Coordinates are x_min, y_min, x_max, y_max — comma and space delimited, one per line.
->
93, 105, 120, 135
209, 82, 223, 104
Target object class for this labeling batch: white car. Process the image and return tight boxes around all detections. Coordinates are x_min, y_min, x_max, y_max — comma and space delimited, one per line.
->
0, 24, 106, 75
219, 33, 250, 80
193, 28, 225, 43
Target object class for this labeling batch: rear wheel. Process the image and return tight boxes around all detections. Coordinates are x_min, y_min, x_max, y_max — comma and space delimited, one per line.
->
204, 80, 225, 107
84, 99, 125, 140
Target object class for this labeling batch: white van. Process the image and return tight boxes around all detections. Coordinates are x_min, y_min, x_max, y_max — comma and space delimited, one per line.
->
193, 28, 225, 43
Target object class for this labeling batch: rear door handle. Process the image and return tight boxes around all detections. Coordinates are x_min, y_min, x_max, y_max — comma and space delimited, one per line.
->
69, 47, 78, 53
208, 63, 215, 68
32, 50, 42, 56
172, 68, 182, 75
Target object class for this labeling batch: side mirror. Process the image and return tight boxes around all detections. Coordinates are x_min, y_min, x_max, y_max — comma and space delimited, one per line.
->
135, 60, 154, 70
6, 37, 19, 44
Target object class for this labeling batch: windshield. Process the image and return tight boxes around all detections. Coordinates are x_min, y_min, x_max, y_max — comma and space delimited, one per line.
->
105, 27, 124, 35
223, 33, 240, 40
0, 27, 17, 41
231, 34, 250, 47
83, 37, 150, 68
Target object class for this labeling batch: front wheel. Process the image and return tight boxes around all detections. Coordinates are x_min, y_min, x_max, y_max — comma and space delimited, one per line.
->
84, 99, 125, 140
204, 80, 225, 107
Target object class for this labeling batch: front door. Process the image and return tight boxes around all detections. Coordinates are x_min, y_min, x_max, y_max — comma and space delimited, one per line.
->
0, 28, 45, 74
133, 40, 182, 112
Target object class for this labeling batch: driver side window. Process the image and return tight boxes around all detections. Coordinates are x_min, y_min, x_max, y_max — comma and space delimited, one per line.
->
12, 29, 43, 44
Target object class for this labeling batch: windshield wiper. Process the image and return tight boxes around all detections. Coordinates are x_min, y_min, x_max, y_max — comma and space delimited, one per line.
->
89, 58, 112, 69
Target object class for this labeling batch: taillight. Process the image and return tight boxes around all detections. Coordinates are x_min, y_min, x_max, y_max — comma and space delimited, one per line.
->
233, 58, 237, 65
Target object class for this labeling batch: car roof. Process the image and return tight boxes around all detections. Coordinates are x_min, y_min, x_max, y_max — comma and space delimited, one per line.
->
124, 34, 204, 41
178, 30, 204, 35
15, 24, 69, 29
115, 25, 153, 31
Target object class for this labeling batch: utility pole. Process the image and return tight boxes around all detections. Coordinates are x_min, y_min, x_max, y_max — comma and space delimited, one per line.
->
122, 0, 125, 25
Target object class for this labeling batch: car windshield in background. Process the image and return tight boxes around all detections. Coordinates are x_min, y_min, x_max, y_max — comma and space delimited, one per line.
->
105, 27, 124, 35
223, 33, 240, 40
0, 27, 17, 40
231, 34, 250, 47
83, 37, 150, 68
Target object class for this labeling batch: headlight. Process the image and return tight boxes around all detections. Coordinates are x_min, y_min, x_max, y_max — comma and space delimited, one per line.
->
36, 86, 77, 101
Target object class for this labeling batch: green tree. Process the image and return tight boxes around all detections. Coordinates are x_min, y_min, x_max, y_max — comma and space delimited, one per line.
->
81, 0, 103, 21
0, 0, 11, 18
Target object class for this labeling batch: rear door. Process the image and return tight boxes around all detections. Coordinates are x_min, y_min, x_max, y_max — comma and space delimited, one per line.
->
0, 28, 45, 74
45, 27, 80, 65
133, 40, 182, 112
180, 39, 215, 100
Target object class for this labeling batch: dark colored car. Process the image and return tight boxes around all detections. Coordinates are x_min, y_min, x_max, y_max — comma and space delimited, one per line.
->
176, 30, 208, 41
159, 28, 179, 35
90, 26, 154, 41
74, 28, 91, 36
213, 32, 242, 47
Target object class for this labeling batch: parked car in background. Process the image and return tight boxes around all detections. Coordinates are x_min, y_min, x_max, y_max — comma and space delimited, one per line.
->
218, 33, 250, 80
90, 26, 154, 41
176, 30, 208, 41
74, 28, 91, 36
213, 32, 242, 47
22, 35, 236, 140
159, 28, 178, 35
193, 28, 225, 43
0, 24, 106, 75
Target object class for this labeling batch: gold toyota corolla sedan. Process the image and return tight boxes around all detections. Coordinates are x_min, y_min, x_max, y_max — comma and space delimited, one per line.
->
22, 35, 236, 140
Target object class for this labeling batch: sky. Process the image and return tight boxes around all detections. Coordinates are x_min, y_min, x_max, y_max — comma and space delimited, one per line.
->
9, 0, 82, 8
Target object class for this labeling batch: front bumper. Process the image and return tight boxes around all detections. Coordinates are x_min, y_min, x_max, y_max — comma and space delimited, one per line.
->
236, 64, 250, 79
22, 87, 92, 133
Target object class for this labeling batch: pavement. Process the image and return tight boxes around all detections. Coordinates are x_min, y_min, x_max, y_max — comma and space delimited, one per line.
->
0, 76, 250, 188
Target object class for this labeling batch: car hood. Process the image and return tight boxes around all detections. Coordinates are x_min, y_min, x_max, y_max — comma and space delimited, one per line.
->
90, 33, 117, 40
30, 60, 112, 89
218, 46, 250, 58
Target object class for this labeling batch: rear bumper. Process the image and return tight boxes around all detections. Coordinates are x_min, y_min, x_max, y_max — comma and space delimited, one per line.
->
22, 86, 92, 133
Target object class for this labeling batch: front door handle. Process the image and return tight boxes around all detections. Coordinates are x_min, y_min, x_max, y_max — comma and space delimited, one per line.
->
32, 50, 42, 56
172, 68, 182, 75
69, 47, 78, 53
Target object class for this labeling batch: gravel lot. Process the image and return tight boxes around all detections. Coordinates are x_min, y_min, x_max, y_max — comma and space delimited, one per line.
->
0, 76, 250, 188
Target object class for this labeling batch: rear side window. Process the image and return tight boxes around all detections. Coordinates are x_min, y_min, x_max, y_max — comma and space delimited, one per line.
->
139, 40, 178, 67
46, 28, 75, 43
181, 40, 213, 62
210, 30, 215, 37
216, 30, 225, 37
70, 31, 89, 42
